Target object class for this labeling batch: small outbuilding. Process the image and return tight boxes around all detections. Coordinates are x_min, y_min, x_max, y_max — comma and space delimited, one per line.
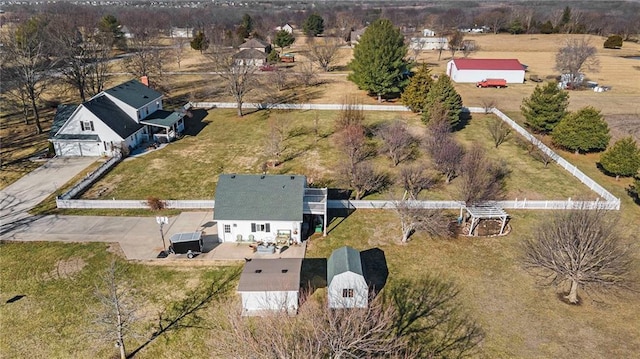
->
237, 258, 302, 316
446, 58, 525, 84
327, 246, 368, 309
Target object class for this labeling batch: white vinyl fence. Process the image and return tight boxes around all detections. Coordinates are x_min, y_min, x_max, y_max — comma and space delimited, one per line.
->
56, 105, 619, 211
59, 154, 122, 200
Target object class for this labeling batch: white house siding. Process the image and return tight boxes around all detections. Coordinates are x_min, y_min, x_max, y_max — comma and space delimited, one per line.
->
409, 37, 448, 50
328, 271, 368, 309
54, 140, 101, 157
103, 93, 163, 121
239, 290, 298, 316
217, 220, 302, 243
447, 63, 525, 84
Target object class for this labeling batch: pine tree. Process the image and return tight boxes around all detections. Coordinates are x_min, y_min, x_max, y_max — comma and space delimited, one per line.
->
302, 14, 324, 37
274, 29, 295, 53
552, 106, 610, 153
599, 137, 640, 179
421, 75, 463, 128
190, 31, 209, 53
521, 81, 569, 133
348, 19, 409, 103
241, 14, 254, 34
401, 63, 432, 113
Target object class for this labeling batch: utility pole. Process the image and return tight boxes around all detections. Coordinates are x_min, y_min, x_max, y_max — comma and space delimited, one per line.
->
156, 216, 169, 257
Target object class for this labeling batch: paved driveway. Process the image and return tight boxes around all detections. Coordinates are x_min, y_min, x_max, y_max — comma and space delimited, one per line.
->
1, 157, 96, 233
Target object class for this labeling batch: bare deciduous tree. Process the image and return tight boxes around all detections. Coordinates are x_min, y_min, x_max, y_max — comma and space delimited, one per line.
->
522, 208, 632, 304
346, 161, 386, 200
336, 97, 365, 131
296, 61, 318, 87
89, 261, 139, 359
376, 120, 414, 166
425, 134, 464, 184
306, 37, 342, 72
458, 145, 509, 205
337, 123, 368, 169
447, 31, 465, 59
267, 69, 289, 92
399, 163, 438, 200
264, 116, 290, 165
486, 118, 512, 148
209, 48, 258, 116
173, 36, 187, 69
555, 37, 599, 86
515, 136, 554, 168
393, 200, 451, 243
461, 39, 478, 58
481, 98, 497, 114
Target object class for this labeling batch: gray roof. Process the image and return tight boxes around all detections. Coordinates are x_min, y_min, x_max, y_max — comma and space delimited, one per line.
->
140, 110, 184, 128
327, 246, 363, 285
104, 79, 162, 109
233, 48, 267, 60
239, 38, 270, 49
50, 104, 78, 138
84, 95, 143, 139
214, 174, 306, 221
237, 258, 302, 292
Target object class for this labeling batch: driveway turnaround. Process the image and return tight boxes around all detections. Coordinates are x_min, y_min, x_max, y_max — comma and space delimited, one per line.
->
0, 157, 97, 233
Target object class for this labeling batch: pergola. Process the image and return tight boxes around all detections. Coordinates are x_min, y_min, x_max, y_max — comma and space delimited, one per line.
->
465, 205, 509, 236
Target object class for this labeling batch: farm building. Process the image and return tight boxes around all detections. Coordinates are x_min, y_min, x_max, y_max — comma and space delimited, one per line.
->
213, 174, 327, 244
327, 246, 368, 309
409, 37, 448, 50
446, 58, 525, 84
49, 79, 185, 157
237, 258, 302, 316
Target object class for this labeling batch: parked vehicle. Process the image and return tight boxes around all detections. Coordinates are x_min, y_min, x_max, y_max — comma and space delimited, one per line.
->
168, 231, 204, 259
281, 53, 295, 63
476, 78, 507, 88
259, 64, 277, 71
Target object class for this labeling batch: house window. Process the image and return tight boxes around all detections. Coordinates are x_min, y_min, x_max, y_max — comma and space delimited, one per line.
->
224, 225, 231, 233
342, 289, 354, 298
250, 223, 271, 232
81, 121, 94, 131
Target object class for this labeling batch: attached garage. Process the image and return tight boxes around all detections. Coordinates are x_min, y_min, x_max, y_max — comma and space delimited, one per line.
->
237, 258, 302, 316
446, 58, 525, 84
52, 135, 102, 157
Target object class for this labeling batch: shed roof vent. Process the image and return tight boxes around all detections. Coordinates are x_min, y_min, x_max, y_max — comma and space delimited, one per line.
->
290, 176, 295, 180
254, 269, 262, 273
281, 269, 288, 273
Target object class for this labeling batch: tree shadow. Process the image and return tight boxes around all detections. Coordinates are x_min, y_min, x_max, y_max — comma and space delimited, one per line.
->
300, 257, 327, 300
127, 269, 240, 358
181, 109, 209, 137
453, 111, 472, 132
360, 248, 389, 296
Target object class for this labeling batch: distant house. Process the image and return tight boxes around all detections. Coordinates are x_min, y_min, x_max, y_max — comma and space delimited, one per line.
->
409, 37, 448, 50
446, 58, 525, 84
237, 258, 302, 316
327, 246, 368, 309
275, 23, 294, 34
239, 38, 272, 53
120, 25, 134, 39
349, 27, 367, 46
232, 48, 267, 66
49, 79, 185, 157
214, 174, 307, 244
170, 27, 193, 38
422, 28, 436, 37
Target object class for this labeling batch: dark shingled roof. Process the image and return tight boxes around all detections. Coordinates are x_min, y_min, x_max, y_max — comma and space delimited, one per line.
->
327, 246, 363, 285
239, 38, 270, 49
84, 95, 143, 139
214, 174, 306, 221
233, 48, 267, 60
104, 79, 162, 109
50, 104, 78, 138
237, 258, 302, 292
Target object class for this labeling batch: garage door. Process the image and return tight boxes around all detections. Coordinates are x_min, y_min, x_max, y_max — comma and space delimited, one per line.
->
55, 141, 101, 157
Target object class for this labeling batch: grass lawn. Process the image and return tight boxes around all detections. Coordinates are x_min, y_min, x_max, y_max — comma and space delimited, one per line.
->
0, 241, 240, 358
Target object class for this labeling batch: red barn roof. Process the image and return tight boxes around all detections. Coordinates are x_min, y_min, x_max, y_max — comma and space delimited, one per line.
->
452, 58, 524, 71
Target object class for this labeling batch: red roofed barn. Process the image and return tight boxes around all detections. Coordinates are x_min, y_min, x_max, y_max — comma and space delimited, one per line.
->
446, 58, 525, 84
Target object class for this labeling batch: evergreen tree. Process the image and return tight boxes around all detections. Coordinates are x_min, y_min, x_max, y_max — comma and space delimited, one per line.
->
190, 31, 209, 53
274, 29, 295, 53
348, 19, 409, 103
552, 106, 610, 153
521, 81, 569, 133
599, 137, 640, 179
604, 35, 623, 49
98, 14, 125, 49
401, 63, 432, 113
266, 49, 280, 63
421, 75, 463, 128
302, 14, 325, 37
241, 14, 254, 34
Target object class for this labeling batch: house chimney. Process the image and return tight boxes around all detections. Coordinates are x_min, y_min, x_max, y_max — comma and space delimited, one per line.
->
140, 76, 149, 87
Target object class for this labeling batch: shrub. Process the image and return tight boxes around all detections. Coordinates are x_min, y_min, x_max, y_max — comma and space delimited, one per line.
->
552, 106, 610, 153
599, 137, 640, 179
603, 35, 623, 49
146, 197, 167, 211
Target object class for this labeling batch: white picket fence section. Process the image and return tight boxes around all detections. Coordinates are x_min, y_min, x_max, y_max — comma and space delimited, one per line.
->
59, 154, 122, 200
55, 105, 619, 211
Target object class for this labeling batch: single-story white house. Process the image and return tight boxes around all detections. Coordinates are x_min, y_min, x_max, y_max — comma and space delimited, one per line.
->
49, 79, 185, 157
409, 37, 448, 50
422, 28, 436, 37
214, 174, 307, 244
446, 58, 526, 84
327, 246, 368, 309
232, 48, 267, 67
275, 23, 293, 34
237, 258, 302, 316
170, 27, 193, 38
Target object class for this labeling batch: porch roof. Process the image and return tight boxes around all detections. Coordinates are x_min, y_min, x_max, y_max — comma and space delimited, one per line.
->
140, 110, 184, 129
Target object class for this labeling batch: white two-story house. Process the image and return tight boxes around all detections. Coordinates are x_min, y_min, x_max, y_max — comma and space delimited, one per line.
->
49, 79, 185, 157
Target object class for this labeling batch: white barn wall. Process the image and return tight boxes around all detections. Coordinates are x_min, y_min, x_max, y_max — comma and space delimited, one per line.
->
328, 271, 368, 309
239, 290, 298, 315
217, 219, 302, 243
447, 62, 525, 83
